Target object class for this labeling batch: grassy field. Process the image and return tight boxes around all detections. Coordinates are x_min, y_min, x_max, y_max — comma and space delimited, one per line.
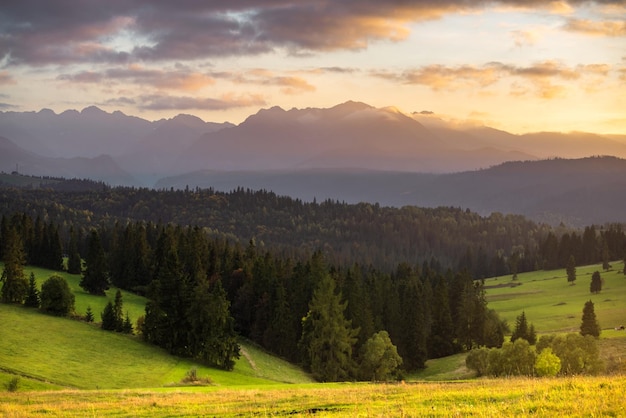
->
1, 376, 625, 417
1, 261, 626, 416
485, 260, 626, 334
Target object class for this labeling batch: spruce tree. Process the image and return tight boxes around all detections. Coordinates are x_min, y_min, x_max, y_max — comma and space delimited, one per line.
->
122, 311, 134, 334
101, 302, 117, 330
80, 230, 109, 295
1, 227, 28, 304
580, 300, 601, 338
113, 290, 124, 331
24, 272, 40, 308
511, 311, 529, 343
67, 227, 82, 274
566, 255, 576, 285
85, 305, 94, 322
590, 271, 602, 294
187, 276, 240, 369
300, 273, 359, 382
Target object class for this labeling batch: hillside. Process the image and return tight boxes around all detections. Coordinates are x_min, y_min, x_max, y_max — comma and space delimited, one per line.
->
0, 265, 313, 390
1, 261, 624, 393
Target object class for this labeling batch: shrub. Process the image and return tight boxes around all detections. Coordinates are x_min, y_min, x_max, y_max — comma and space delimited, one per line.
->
535, 347, 561, 377
5, 376, 20, 392
465, 347, 489, 376
40, 274, 75, 316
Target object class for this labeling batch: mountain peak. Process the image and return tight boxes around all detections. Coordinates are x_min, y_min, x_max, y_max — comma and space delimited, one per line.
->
81, 106, 106, 115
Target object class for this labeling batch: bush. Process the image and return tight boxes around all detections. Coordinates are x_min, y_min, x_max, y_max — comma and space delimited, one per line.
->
551, 334, 604, 375
40, 274, 75, 316
465, 347, 489, 376
535, 347, 561, 377
5, 376, 20, 392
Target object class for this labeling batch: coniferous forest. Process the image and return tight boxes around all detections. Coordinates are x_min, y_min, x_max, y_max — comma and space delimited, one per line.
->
1, 178, 625, 380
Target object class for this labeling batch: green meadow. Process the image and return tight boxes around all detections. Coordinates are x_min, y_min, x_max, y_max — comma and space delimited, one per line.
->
485, 260, 626, 334
1, 261, 625, 416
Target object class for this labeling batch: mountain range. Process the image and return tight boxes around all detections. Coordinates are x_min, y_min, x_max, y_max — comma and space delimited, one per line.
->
2, 101, 626, 225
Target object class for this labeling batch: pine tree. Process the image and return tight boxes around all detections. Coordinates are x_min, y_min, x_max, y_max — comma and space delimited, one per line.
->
24, 272, 40, 308
187, 276, 240, 369
113, 290, 124, 331
80, 230, 109, 295
580, 300, 601, 338
590, 271, 602, 294
602, 241, 610, 271
143, 226, 191, 355
566, 255, 576, 285
428, 277, 456, 358
67, 227, 82, 274
85, 305, 94, 322
1, 227, 28, 304
122, 311, 134, 334
511, 311, 529, 343
300, 273, 359, 382
101, 302, 117, 330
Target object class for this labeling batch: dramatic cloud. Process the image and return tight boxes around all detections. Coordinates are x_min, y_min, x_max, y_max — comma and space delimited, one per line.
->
2, 1, 621, 66
137, 93, 267, 111
564, 18, 626, 36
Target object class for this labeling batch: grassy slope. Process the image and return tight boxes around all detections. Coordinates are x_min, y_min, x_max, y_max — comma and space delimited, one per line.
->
1, 261, 624, 389
485, 260, 626, 334
0, 264, 312, 390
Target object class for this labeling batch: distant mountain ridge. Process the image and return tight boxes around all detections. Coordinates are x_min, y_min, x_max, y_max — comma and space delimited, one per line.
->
2, 102, 626, 224
157, 156, 626, 226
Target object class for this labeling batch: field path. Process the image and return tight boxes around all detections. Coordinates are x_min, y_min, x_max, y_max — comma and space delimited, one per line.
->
239, 346, 258, 373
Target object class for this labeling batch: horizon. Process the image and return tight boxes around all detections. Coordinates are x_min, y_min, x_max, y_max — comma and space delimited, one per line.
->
1, 2, 625, 135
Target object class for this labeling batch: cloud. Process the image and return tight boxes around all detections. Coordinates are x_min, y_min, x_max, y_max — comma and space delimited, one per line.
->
57, 66, 215, 91
0, 102, 16, 109
137, 93, 267, 111
1, 1, 616, 66
225, 69, 316, 94
564, 18, 626, 37
0, 71, 16, 85
375, 60, 612, 98
510, 29, 543, 47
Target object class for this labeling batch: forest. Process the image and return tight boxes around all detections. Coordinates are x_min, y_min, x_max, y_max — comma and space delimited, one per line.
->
1, 178, 625, 380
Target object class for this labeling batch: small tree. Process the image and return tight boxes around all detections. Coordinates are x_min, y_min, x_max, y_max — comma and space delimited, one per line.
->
24, 272, 40, 308
601, 241, 610, 271
590, 271, 602, 294
580, 300, 600, 338
358, 330, 403, 381
40, 274, 75, 316
85, 305, 94, 322
113, 290, 124, 331
566, 255, 576, 285
101, 302, 117, 331
511, 311, 536, 344
122, 311, 134, 334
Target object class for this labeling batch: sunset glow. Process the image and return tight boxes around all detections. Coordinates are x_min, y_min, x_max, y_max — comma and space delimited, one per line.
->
0, 1, 624, 134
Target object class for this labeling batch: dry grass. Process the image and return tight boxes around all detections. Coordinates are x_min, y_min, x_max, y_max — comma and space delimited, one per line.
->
2, 376, 625, 417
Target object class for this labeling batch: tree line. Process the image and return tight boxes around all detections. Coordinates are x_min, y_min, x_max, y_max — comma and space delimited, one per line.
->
2, 184, 625, 279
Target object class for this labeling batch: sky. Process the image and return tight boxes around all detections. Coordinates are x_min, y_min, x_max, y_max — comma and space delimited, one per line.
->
0, 1, 625, 134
